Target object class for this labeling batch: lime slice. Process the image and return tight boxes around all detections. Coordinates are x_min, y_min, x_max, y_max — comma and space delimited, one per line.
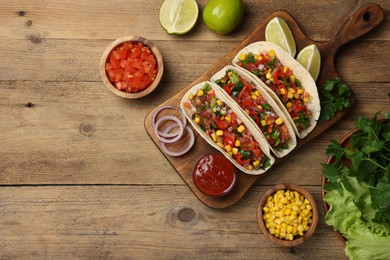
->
159, 0, 199, 35
296, 44, 321, 81
265, 17, 296, 57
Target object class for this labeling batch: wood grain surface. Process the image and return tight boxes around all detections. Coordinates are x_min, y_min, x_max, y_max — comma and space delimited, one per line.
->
1, 0, 389, 259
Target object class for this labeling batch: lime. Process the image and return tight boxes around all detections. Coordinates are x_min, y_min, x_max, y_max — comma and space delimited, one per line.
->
202, 0, 244, 34
159, 0, 199, 35
265, 17, 296, 57
296, 44, 321, 81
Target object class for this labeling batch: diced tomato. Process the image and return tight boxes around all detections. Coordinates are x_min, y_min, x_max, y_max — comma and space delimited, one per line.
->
215, 116, 230, 129
223, 136, 235, 146
235, 153, 250, 165
105, 41, 158, 93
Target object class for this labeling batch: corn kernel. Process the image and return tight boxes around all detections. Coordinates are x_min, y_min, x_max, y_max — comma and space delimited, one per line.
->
268, 49, 276, 57
254, 54, 261, 60
234, 140, 240, 147
216, 142, 223, 148
225, 145, 232, 152
261, 119, 267, 126
216, 99, 222, 106
211, 132, 217, 142
239, 53, 247, 61
253, 160, 260, 167
266, 71, 273, 80
283, 66, 289, 73
280, 88, 286, 95
275, 117, 284, 125
286, 102, 292, 109
237, 125, 245, 133
298, 88, 304, 94
252, 94, 257, 100
194, 117, 200, 124
257, 105, 263, 110
248, 164, 254, 170
225, 115, 231, 123
255, 90, 261, 96
289, 75, 295, 83
216, 130, 224, 136
197, 89, 204, 96
232, 147, 238, 155
189, 94, 194, 100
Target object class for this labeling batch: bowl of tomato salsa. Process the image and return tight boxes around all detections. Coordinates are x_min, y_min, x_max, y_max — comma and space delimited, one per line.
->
193, 153, 236, 197
100, 35, 163, 99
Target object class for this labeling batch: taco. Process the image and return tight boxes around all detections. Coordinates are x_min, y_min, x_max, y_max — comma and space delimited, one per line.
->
233, 41, 321, 139
181, 81, 275, 175
211, 65, 297, 158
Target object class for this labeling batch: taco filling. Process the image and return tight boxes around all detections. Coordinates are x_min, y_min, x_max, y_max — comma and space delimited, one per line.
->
183, 82, 271, 171
214, 69, 292, 152
236, 49, 312, 133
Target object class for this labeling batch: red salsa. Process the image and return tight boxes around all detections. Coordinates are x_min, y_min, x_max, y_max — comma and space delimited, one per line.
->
193, 153, 236, 197
105, 41, 157, 93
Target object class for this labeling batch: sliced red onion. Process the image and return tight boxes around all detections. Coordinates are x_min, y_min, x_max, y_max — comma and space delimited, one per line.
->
152, 105, 187, 138
160, 124, 195, 157
154, 115, 184, 143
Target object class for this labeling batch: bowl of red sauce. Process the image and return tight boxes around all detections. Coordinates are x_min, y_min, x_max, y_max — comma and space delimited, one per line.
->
193, 153, 236, 197
100, 35, 164, 99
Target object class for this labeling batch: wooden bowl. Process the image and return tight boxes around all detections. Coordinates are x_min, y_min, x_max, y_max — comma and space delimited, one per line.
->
257, 183, 318, 247
99, 35, 164, 99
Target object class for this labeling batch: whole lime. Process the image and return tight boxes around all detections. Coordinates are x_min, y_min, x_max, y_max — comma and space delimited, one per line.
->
202, 0, 244, 34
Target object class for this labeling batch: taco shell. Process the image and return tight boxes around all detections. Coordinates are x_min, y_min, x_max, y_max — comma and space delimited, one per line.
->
232, 41, 321, 139
180, 81, 275, 175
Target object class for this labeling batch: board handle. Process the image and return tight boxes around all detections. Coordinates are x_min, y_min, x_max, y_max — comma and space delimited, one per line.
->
333, 3, 384, 47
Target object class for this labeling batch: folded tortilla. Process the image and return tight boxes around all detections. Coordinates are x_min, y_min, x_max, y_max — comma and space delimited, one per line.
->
232, 41, 321, 139
211, 65, 297, 158
180, 81, 275, 175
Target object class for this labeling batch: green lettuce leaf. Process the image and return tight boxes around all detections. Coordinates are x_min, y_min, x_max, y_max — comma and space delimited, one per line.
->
344, 220, 390, 260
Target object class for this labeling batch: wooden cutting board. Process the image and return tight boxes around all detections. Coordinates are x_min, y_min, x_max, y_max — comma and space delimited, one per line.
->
144, 4, 384, 209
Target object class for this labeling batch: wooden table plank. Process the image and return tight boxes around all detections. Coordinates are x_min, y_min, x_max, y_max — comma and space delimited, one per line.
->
0, 39, 389, 83
1, 81, 388, 185
0, 186, 347, 259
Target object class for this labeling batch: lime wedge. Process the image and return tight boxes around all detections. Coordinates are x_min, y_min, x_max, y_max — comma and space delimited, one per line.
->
159, 0, 199, 35
265, 17, 296, 57
296, 44, 321, 81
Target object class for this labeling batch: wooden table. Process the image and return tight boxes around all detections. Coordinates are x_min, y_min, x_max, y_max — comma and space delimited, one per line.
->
1, 0, 389, 259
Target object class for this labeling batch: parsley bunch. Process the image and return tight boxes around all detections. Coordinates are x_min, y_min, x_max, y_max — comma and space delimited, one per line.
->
319, 77, 352, 122
322, 112, 390, 226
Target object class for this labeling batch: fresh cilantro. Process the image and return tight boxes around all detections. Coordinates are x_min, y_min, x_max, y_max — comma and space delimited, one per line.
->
241, 52, 256, 66
322, 113, 390, 227
319, 77, 352, 122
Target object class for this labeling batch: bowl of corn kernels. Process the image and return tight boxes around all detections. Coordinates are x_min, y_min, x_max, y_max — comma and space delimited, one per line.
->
257, 183, 318, 247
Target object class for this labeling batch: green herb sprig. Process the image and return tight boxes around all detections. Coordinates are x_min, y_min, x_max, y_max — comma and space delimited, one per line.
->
322, 112, 390, 226
319, 77, 352, 122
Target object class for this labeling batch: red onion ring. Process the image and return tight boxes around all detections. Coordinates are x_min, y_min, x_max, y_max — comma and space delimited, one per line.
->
152, 105, 187, 138
160, 124, 195, 157
154, 115, 184, 143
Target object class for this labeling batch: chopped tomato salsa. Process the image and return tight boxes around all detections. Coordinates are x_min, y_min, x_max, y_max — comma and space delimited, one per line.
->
185, 83, 271, 171
214, 69, 291, 151
236, 50, 312, 133
105, 41, 157, 93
